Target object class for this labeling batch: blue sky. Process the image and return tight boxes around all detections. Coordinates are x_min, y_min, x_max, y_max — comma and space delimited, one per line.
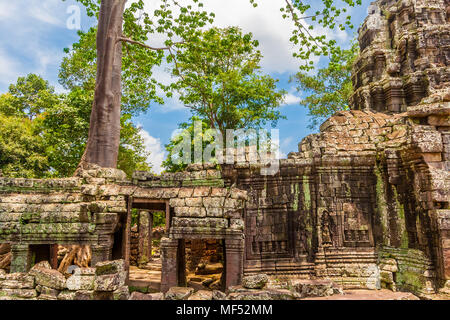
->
0, 0, 370, 173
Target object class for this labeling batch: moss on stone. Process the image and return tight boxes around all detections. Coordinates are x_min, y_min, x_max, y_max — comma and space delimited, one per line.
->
302, 177, 311, 211
374, 164, 388, 245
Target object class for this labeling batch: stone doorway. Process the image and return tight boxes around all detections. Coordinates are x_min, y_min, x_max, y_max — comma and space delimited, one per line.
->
161, 237, 244, 292
184, 239, 225, 291
127, 199, 172, 293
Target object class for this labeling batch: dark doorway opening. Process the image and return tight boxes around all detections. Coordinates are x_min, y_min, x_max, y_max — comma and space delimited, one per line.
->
29, 244, 59, 269
127, 199, 172, 293
183, 239, 225, 291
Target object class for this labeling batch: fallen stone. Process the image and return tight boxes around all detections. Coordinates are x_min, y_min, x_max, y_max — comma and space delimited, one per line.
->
113, 286, 130, 300
94, 273, 123, 292
165, 287, 195, 300
0, 288, 38, 299
188, 290, 213, 300
195, 262, 223, 275
242, 274, 268, 289
292, 280, 336, 297
93, 291, 114, 300
66, 267, 95, 290
227, 290, 271, 300
1, 273, 34, 289
265, 288, 301, 300
94, 260, 126, 291
129, 291, 164, 300
30, 267, 66, 290
38, 294, 58, 300
57, 290, 76, 300
212, 290, 227, 300
32, 261, 52, 270
95, 259, 126, 277
36, 285, 60, 297
228, 285, 250, 293
73, 290, 95, 300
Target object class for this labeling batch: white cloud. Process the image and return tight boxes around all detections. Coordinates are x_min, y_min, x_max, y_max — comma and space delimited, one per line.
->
140, 129, 167, 174
0, 0, 75, 91
0, 3, 18, 20
27, 1, 65, 27
0, 0, 66, 26
279, 136, 294, 159
140, 0, 350, 75
283, 93, 301, 105
0, 49, 22, 87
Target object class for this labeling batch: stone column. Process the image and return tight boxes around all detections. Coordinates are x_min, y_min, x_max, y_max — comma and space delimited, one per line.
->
160, 238, 179, 292
138, 210, 152, 267
91, 244, 113, 266
49, 244, 59, 269
10, 244, 31, 273
224, 238, 245, 290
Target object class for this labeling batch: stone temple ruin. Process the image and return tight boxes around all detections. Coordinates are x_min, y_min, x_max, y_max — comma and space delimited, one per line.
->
0, 0, 449, 300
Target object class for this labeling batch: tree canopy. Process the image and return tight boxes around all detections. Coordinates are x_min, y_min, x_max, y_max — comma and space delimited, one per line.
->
293, 40, 359, 129
167, 26, 286, 137
0, 74, 151, 178
63, 0, 361, 169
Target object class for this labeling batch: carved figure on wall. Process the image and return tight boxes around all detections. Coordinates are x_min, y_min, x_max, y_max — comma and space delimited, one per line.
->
321, 211, 334, 247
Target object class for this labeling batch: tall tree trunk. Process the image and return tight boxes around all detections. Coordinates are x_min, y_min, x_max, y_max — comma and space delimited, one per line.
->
79, 0, 127, 169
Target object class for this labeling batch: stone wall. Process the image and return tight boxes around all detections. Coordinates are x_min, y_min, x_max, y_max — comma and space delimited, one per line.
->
219, 0, 450, 294
0, 0, 449, 300
0, 167, 129, 272
0, 260, 129, 300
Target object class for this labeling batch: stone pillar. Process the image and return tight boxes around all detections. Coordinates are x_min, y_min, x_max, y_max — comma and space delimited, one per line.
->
224, 238, 244, 290
49, 244, 59, 269
10, 244, 31, 273
138, 210, 152, 267
160, 238, 179, 292
91, 244, 112, 266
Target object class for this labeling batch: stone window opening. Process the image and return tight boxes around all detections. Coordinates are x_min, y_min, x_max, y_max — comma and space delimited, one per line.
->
29, 244, 59, 269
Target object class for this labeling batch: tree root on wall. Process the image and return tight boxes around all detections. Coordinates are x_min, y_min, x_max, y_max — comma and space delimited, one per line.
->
58, 245, 91, 274
0, 244, 11, 271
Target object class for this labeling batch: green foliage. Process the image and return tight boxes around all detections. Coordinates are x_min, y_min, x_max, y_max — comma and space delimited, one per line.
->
163, 116, 211, 172
60, 26, 164, 115
153, 211, 166, 227
130, 209, 165, 229
0, 114, 49, 178
70, 0, 361, 72
293, 40, 359, 129
39, 87, 91, 177
0, 74, 150, 178
0, 74, 60, 120
63, 0, 217, 115
166, 27, 286, 136
118, 114, 151, 177
163, 28, 285, 172
279, 0, 362, 71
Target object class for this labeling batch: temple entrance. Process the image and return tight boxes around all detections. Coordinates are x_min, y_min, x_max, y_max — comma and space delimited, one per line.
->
184, 239, 225, 291
161, 237, 244, 292
127, 199, 172, 293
